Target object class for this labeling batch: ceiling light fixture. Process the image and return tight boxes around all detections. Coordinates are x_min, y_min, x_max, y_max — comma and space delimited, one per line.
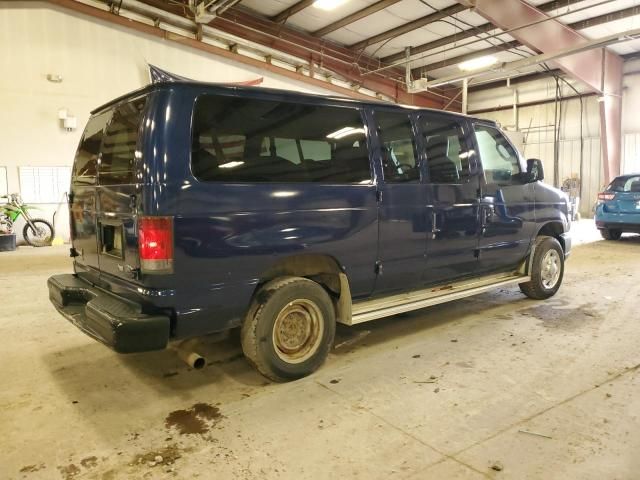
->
313, 0, 348, 11
458, 55, 498, 72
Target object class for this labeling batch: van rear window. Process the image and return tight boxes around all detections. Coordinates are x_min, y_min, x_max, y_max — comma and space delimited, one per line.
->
191, 95, 371, 183
99, 97, 147, 185
72, 112, 110, 185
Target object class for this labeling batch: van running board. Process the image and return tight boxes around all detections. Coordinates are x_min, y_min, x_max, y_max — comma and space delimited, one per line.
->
345, 271, 530, 325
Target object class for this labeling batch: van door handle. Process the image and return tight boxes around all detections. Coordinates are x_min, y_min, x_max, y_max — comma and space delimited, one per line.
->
431, 210, 440, 238
481, 205, 495, 227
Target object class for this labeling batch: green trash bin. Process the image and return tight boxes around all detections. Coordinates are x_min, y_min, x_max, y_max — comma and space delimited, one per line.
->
0, 234, 17, 252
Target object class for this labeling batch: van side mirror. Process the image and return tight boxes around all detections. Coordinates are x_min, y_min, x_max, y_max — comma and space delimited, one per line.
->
526, 158, 544, 183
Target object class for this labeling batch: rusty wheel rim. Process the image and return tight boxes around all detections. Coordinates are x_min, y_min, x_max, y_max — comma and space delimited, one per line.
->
272, 299, 323, 364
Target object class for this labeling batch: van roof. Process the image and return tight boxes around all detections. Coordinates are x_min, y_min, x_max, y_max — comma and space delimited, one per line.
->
92, 80, 489, 123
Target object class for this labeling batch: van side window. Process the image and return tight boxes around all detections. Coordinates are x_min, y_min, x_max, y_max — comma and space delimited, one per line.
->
72, 112, 111, 185
474, 124, 522, 185
374, 111, 419, 183
191, 95, 371, 183
419, 115, 471, 184
99, 98, 147, 185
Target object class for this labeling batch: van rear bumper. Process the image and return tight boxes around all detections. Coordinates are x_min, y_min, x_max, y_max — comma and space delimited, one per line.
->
48, 274, 170, 353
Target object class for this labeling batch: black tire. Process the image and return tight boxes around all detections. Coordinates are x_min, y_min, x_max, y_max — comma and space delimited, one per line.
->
600, 228, 622, 241
519, 235, 565, 300
23, 219, 54, 247
241, 276, 336, 382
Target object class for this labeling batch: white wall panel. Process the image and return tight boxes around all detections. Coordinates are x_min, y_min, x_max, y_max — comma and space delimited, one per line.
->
623, 133, 640, 174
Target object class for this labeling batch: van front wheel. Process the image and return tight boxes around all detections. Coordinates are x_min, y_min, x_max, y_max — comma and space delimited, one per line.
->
241, 277, 336, 382
519, 235, 564, 300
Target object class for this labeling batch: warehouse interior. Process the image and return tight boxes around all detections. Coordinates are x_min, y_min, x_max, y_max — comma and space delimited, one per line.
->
1, 0, 640, 479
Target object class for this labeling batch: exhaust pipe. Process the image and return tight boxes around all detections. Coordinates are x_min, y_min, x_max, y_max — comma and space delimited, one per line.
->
169, 339, 206, 370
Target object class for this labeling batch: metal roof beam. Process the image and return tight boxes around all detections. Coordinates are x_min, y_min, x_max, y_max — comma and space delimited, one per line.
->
209, 8, 450, 107
380, 0, 582, 65
312, 0, 402, 37
349, 4, 465, 51
411, 5, 640, 78
271, 0, 315, 24
454, 0, 624, 183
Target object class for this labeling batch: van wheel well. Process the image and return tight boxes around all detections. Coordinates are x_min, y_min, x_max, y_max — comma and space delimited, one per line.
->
254, 254, 352, 325
537, 222, 565, 252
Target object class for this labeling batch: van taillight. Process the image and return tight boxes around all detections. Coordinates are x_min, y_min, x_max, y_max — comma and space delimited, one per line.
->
138, 216, 174, 274
597, 192, 616, 201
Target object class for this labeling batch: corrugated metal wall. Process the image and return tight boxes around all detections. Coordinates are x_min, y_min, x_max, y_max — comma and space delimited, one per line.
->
523, 137, 603, 216
623, 133, 640, 174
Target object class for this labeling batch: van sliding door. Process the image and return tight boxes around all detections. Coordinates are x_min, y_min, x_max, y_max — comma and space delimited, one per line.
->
419, 114, 481, 285
370, 109, 428, 295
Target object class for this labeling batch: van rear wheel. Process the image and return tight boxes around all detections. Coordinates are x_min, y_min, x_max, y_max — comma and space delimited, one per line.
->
241, 277, 335, 382
519, 235, 564, 300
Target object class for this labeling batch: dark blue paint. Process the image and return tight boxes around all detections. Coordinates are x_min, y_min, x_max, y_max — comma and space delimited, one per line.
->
66, 82, 571, 341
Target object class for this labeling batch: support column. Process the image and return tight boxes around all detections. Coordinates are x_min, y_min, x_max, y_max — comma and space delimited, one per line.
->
456, 0, 624, 182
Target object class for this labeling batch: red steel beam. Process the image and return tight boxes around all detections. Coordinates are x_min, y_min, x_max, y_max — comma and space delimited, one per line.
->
380, 0, 583, 65
133, 0, 455, 108
456, 0, 623, 182
43, 0, 391, 102
414, 4, 639, 78
207, 8, 449, 107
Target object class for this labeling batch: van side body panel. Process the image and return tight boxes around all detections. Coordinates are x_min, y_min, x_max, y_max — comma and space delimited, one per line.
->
144, 87, 379, 338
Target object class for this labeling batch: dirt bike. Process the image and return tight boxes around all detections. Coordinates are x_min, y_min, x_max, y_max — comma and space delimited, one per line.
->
1, 194, 54, 247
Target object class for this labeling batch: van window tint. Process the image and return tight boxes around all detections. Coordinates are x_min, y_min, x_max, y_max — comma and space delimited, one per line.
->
99, 97, 147, 185
192, 95, 371, 183
419, 115, 471, 184
474, 124, 522, 185
375, 111, 419, 182
72, 112, 110, 185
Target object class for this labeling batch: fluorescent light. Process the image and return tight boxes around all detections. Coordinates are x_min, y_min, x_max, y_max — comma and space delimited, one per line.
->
313, 0, 347, 11
218, 161, 244, 169
458, 55, 498, 71
326, 126, 365, 139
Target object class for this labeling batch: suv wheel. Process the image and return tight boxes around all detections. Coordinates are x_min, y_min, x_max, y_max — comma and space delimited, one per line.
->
600, 228, 622, 240
241, 276, 336, 382
519, 235, 565, 300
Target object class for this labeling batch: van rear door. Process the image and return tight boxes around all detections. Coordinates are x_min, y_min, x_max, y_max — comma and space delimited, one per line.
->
69, 112, 111, 283
95, 97, 148, 284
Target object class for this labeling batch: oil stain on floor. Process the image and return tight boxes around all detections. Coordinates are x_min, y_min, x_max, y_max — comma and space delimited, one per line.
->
521, 301, 602, 330
165, 402, 224, 435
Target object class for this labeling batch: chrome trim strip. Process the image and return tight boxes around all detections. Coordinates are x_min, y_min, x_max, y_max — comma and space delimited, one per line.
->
342, 272, 529, 326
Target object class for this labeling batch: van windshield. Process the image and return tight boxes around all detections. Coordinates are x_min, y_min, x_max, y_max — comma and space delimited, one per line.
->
191, 95, 371, 183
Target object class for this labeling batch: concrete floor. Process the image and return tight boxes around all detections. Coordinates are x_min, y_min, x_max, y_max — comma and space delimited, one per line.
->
2, 220, 639, 480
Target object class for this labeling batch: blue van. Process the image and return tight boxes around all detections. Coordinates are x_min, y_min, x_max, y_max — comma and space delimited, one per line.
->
48, 82, 571, 381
